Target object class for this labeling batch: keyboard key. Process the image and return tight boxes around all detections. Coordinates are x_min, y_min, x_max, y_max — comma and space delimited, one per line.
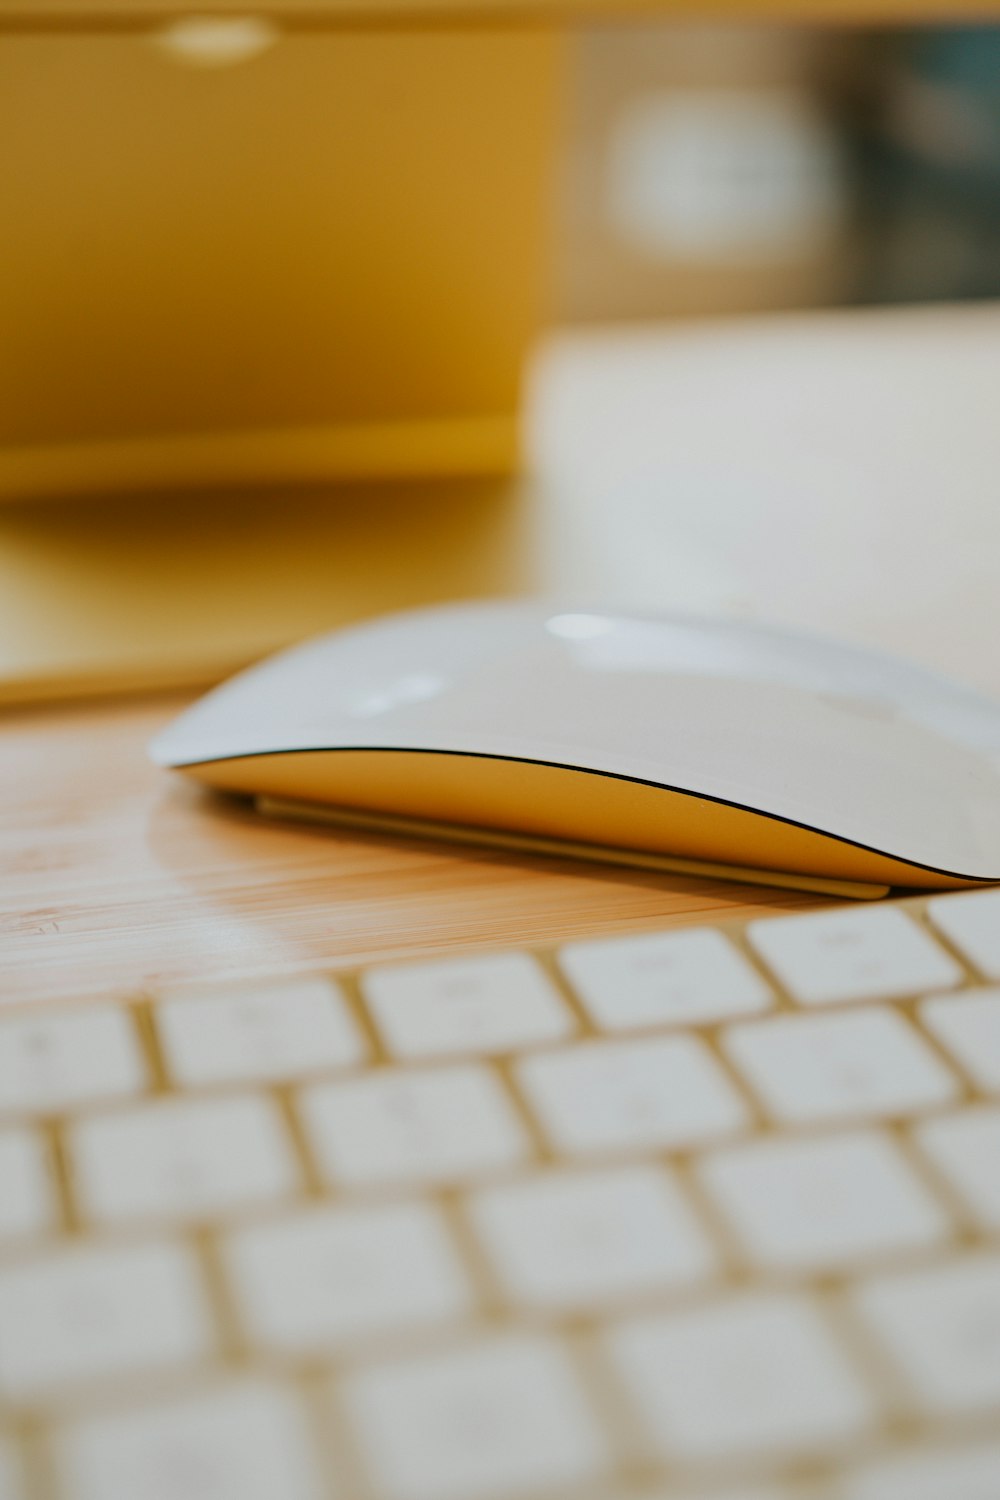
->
927, 888, 1000, 980
723, 1008, 956, 1125
919, 989, 1000, 1092
0, 1240, 211, 1402
0, 1441, 24, 1500
0, 1126, 55, 1243
699, 1130, 948, 1273
662, 1490, 801, 1500
606, 1491, 800, 1500
54, 1379, 327, 1500
517, 1035, 747, 1156
606, 1292, 874, 1463
852, 1254, 1000, 1416
225, 1201, 471, 1353
342, 1332, 609, 1500
301, 1064, 528, 1190
841, 1438, 1000, 1500
362, 952, 571, 1060
156, 975, 364, 1089
558, 927, 771, 1031
468, 1165, 715, 1311
0, 1006, 146, 1118
915, 1107, 1000, 1229
670, 1491, 805, 1500
71, 1094, 299, 1227
746, 907, 960, 1007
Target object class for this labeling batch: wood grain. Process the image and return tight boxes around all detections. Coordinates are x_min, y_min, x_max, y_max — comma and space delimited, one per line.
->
1, 693, 827, 1007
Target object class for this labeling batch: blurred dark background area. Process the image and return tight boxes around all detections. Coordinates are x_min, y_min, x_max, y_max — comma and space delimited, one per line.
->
555, 23, 1000, 323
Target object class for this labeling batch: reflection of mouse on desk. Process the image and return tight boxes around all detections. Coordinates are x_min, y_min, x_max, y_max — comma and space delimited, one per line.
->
151, 601, 1000, 900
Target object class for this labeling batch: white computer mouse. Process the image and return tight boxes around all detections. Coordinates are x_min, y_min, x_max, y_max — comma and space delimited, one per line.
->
150, 600, 1000, 894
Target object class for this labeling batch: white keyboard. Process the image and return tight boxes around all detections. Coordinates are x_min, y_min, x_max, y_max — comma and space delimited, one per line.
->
2, 887, 1000, 1500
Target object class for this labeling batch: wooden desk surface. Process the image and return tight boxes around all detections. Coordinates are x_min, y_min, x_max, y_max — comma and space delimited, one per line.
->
2, 692, 826, 1008
11, 303, 1000, 1005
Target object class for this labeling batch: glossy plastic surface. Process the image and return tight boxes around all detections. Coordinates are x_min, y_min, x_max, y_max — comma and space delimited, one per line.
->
151, 601, 1000, 882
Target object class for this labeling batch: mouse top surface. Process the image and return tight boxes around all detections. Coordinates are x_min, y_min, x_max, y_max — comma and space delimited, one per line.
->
151, 599, 1000, 882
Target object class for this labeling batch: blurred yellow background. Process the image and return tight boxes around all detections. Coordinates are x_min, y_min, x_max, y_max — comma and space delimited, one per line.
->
1, 5, 998, 700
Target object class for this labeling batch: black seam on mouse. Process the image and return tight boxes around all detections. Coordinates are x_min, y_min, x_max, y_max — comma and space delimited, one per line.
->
169, 744, 999, 886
